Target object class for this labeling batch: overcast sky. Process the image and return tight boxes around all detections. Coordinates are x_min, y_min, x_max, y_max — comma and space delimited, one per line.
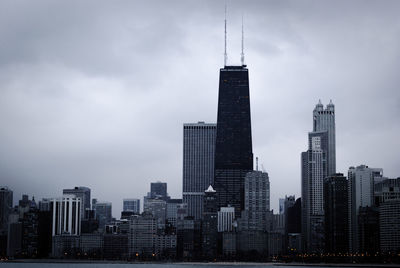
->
1, 0, 400, 217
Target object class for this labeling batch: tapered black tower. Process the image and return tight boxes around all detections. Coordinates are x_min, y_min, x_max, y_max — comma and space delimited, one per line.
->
214, 65, 253, 215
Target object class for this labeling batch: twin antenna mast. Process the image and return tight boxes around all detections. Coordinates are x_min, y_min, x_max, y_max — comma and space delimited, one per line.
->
224, 5, 245, 67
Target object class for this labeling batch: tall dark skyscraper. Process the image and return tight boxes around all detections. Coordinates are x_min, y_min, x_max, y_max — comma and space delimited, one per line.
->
323, 173, 348, 254
214, 64, 253, 215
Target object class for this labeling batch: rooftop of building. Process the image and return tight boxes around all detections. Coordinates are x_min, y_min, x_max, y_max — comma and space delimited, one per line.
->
221, 65, 247, 71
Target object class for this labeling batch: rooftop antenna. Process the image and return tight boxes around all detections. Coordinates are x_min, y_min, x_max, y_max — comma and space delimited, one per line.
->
241, 13, 245, 66
256, 157, 259, 171
224, 4, 228, 67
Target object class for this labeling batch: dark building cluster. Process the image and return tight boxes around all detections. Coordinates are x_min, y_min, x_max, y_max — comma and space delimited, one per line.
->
1, 53, 399, 263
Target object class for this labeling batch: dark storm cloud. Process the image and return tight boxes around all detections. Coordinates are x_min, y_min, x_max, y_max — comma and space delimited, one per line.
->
0, 0, 399, 216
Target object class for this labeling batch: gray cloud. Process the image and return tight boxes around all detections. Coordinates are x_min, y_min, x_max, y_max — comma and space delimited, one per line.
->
1, 0, 399, 217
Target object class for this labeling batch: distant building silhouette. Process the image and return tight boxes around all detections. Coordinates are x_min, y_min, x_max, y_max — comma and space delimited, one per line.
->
0, 187, 13, 233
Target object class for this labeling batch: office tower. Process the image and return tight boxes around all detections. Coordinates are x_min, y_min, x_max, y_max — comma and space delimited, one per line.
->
286, 198, 302, 253
0, 187, 13, 232
176, 216, 202, 259
202, 185, 218, 259
243, 170, 270, 230
371, 177, 400, 252
214, 63, 253, 216
19, 197, 39, 257
279, 198, 285, 214
123, 198, 140, 214
150, 182, 168, 199
183, 122, 216, 220
39, 198, 51, 211
144, 198, 166, 229
235, 168, 271, 255
128, 213, 157, 257
358, 206, 380, 254
82, 209, 99, 234
282, 195, 295, 252
7, 195, 44, 258
7, 221, 22, 257
166, 199, 182, 227
218, 206, 235, 232
301, 133, 327, 253
154, 232, 177, 259
313, 99, 336, 176
374, 177, 400, 206
93, 201, 112, 231
286, 198, 301, 234
104, 233, 129, 260
380, 199, 400, 252
267, 213, 285, 256
63, 187, 91, 220
348, 165, 383, 253
284, 196, 295, 216
50, 195, 82, 236
92, 198, 97, 208
323, 173, 348, 254
37, 210, 52, 258
301, 100, 335, 253
19, 194, 30, 208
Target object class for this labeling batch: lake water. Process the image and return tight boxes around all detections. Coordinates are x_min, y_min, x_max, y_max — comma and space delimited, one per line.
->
0, 263, 360, 268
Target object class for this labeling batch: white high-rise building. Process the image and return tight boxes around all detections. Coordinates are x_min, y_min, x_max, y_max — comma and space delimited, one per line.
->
218, 206, 235, 232
313, 99, 336, 176
301, 100, 335, 253
51, 194, 82, 236
63, 186, 91, 220
348, 165, 383, 253
182, 122, 216, 220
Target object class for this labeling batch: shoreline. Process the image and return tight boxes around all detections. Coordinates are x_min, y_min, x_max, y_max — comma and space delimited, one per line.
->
2, 259, 400, 267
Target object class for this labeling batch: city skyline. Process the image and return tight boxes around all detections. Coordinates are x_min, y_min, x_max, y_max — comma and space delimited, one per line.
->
1, 1, 400, 218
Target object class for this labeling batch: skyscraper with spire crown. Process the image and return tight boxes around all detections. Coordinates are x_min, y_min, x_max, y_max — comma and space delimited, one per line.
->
302, 100, 336, 253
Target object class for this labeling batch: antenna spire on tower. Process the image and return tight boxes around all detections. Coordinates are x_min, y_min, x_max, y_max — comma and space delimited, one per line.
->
224, 4, 228, 67
256, 156, 258, 171
241, 13, 245, 66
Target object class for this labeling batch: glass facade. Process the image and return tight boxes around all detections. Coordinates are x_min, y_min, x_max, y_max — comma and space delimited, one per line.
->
214, 65, 253, 215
